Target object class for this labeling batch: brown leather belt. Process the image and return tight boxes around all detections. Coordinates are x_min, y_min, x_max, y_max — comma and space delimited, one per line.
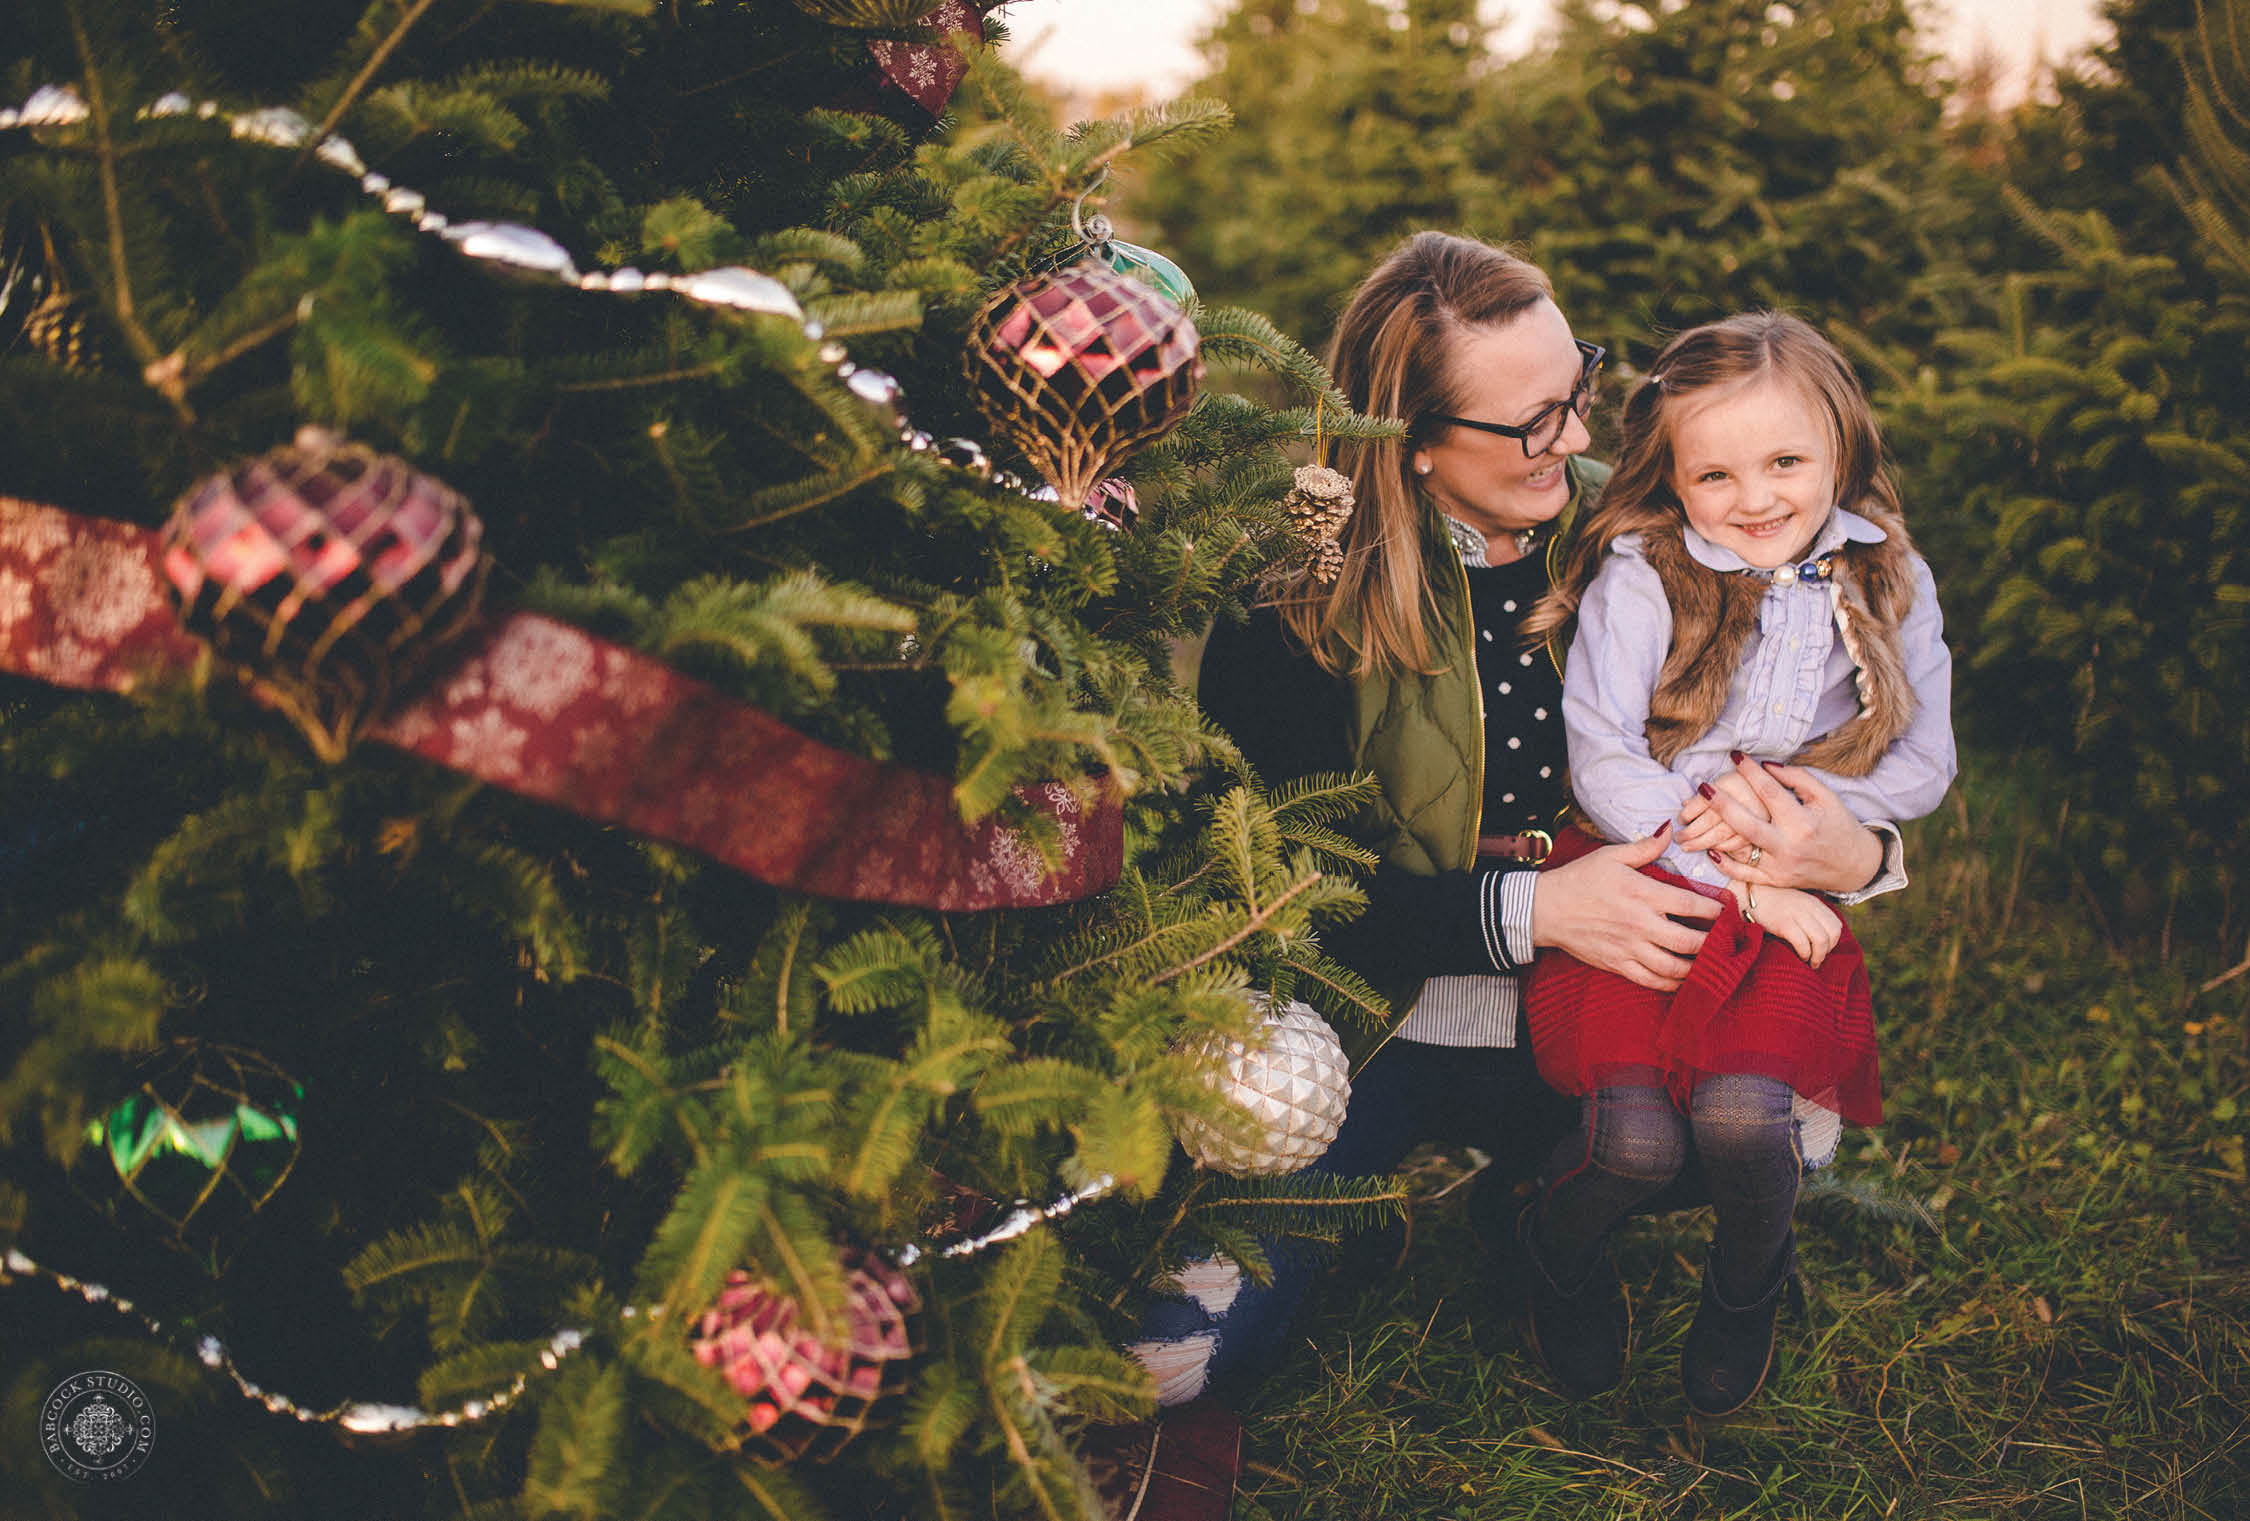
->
1477, 830, 1554, 864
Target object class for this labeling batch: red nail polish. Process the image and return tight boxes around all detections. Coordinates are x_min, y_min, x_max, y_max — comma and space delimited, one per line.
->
1729, 749, 1746, 764
1654, 820, 1671, 838
1762, 760, 1783, 773
1708, 849, 1722, 863
1697, 782, 1715, 799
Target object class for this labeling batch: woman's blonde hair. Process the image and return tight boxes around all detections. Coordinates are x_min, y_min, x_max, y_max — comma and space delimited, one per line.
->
1277, 231, 1558, 679
1523, 310, 1902, 648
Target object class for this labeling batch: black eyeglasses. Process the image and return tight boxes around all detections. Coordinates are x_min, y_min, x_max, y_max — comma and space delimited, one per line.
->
1420, 341, 1606, 458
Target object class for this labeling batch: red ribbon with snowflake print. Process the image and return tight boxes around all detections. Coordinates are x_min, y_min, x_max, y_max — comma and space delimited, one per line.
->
868, 1, 984, 117
0, 496, 1122, 911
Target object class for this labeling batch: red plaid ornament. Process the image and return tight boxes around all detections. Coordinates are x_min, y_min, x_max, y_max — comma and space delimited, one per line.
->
690, 1250, 923, 1464
160, 429, 488, 760
966, 262, 1203, 515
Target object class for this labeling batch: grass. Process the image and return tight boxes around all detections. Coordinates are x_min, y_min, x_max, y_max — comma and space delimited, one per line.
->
1229, 758, 2250, 1519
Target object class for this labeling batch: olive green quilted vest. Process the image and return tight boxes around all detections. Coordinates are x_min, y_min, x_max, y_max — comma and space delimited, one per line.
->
1347, 455, 1609, 876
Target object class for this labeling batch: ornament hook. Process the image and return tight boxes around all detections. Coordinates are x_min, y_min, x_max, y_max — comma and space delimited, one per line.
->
1069, 166, 1113, 250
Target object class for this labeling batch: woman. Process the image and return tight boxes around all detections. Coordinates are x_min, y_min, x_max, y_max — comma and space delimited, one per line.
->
1130, 232, 1906, 1408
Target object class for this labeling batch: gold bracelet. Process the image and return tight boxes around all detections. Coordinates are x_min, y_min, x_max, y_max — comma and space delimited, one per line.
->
1743, 882, 1759, 925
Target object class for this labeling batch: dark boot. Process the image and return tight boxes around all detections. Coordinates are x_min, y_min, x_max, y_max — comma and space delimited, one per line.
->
1509, 1202, 1627, 1400
1681, 1236, 1797, 1418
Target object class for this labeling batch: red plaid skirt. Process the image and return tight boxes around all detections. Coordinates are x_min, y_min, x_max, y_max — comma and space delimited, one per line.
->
1523, 827, 1882, 1126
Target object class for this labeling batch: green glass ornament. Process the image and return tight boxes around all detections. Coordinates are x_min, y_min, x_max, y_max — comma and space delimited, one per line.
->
1098, 237, 1195, 311
85, 1043, 303, 1236
1039, 204, 1198, 311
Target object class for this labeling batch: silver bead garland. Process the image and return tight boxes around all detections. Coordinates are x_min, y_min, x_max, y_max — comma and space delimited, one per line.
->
1, 1246, 582, 1434
0, 1173, 1114, 1435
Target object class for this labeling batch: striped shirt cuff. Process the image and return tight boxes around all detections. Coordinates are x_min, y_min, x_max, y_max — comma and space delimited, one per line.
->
1475, 867, 1538, 972
1499, 868, 1538, 967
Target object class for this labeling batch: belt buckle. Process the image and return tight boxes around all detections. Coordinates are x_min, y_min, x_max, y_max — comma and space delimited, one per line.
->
1524, 829, 1553, 864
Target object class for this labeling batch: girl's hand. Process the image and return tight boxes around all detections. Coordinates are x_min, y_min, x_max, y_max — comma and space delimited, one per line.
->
1703, 755, 1885, 896
1533, 826, 1719, 992
1736, 882, 1842, 968
1676, 770, 1766, 857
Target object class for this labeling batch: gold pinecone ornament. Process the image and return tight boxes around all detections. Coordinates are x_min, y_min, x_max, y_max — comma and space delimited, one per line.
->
1281, 464, 1355, 585
21, 288, 107, 370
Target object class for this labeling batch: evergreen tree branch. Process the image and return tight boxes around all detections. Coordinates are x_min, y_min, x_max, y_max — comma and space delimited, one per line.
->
726, 463, 895, 532
293, 0, 444, 181
1106, 1171, 1213, 1311
1145, 872, 1322, 986
66, 1, 189, 424
521, 1359, 627, 1520
555, 360, 734, 392
729, 1462, 833, 1521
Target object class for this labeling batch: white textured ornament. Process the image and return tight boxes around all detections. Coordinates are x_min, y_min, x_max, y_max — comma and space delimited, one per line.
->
1172, 994, 1350, 1177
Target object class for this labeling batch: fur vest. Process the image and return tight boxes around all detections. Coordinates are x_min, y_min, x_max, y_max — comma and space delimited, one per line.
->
1638, 504, 1921, 777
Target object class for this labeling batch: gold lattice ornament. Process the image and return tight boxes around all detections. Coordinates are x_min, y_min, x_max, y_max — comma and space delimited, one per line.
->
689, 1250, 924, 1465
159, 428, 490, 761
964, 261, 1204, 515
80, 1042, 303, 1243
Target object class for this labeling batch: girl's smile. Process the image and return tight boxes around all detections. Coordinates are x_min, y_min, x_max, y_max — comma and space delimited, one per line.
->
1667, 377, 1836, 569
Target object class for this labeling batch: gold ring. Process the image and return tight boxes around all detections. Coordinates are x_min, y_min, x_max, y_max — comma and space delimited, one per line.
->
1747, 844, 1764, 867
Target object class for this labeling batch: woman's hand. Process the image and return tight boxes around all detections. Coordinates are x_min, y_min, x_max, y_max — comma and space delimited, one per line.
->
1735, 881, 1842, 968
1532, 827, 1719, 992
1701, 755, 1884, 895
1676, 770, 1766, 858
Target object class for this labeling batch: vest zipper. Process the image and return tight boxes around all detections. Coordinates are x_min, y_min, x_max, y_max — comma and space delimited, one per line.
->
1441, 539, 1485, 864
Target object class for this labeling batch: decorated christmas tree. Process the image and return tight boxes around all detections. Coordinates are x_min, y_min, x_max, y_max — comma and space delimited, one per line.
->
0, 3, 1402, 1514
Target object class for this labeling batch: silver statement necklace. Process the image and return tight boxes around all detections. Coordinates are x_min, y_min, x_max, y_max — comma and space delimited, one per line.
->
1446, 516, 1543, 568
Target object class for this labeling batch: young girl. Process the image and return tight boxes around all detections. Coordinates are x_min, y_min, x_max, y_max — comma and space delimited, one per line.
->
1516, 311, 1955, 1415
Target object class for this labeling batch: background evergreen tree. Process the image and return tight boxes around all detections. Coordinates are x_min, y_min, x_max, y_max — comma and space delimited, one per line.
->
0, 3, 1399, 1514
1137, 0, 1969, 365
1875, 0, 2250, 940
1460, 0, 1962, 365
1127, 0, 1491, 344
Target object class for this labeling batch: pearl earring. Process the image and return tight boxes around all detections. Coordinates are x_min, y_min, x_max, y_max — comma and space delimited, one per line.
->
1413, 456, 1433, 476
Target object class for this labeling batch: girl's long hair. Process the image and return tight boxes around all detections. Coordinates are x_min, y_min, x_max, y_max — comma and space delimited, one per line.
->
1523, 310, 1904, 649
1277, 231, 1557, 679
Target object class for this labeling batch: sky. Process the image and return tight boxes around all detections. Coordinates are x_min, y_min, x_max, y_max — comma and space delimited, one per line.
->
994, 0, 2113, 102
